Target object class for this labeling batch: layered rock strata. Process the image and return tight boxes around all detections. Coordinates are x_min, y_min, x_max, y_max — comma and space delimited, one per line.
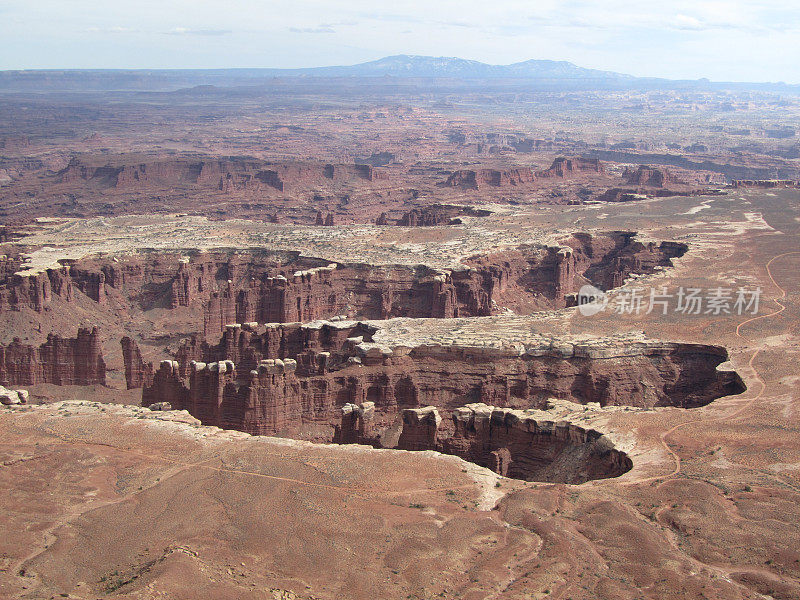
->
0, 327, 106, 386
398, 402, 632, 483
58, 156, 385, 193
121, 337, 154, 390
731, 179, 799, 188
445, 157, 604, 189
1, 234, 686, 327
623, 165, 682, 187
376, 204, 491, 227
141, 322, 744, 441
333, 401, 376, 444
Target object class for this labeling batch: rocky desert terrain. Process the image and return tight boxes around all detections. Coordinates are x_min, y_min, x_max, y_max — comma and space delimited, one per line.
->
1, 66, 799, 599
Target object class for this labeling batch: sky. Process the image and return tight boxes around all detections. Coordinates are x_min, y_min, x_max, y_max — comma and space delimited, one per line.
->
1, 0, 798, 82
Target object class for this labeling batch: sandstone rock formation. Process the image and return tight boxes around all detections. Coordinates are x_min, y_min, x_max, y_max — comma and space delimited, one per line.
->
142, 322, 744, 449
147, 401, 172, 411
407, 402, 633, 483
195, 234, 685, 335
0, 259, 73, 312
0, 232, 686, 331
0, 327, 106, 386
333, 401, 376, 444
121, 336, 154, 390
397, 406, 441, 450
444, 158, 604, 190
731, 179, 800, 188
58, 156, 385, 194
393, 205, 491, 226
315, 211, 336, 226
561, 231, 687, 291
0, 385, 28, 405
594, 189, 651, 203
623, 165, 682, 187
537, 157, 605, 178
445, 168, 536, 189
141, 321, 703, 483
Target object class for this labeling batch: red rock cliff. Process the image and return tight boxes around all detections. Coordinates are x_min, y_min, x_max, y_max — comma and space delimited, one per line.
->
440, 404, 632, 483
445, 168, 536, 189
623, 165, 681, 187
0, 327, 106, 386
121, 336, 154, 390
142, 324, 744, 441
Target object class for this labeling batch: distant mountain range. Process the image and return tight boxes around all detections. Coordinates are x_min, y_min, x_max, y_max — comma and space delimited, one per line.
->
261, 55, 636, 80
0, 55, 796, 93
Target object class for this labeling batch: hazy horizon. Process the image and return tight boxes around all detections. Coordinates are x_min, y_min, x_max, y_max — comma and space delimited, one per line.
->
1, 0, 798, 84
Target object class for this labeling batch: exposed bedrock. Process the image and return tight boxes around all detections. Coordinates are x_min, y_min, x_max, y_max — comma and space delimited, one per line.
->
1, 232, 687, 335
398, 403, 632, 484
121, 336, 154, 390
445, 167, 536, 190
444, 157, 604, 190
376, 204, 492, 227
623, 165, 683, 188
397, 405, 442, 451
0, 326, 106, 386
0, 257, 74, 313
539, 157, 605, 178
586, 149, 800, 181
58, 156, 385, 193
0, 385, 28, 405
557, 231, 687, 292
333, 400, 376, 444
731, 179, 799, 189
141, 321, 744, 442
136, 319, 743, 483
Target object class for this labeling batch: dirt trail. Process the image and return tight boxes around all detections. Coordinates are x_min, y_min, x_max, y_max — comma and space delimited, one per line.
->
626, 250, 800, 485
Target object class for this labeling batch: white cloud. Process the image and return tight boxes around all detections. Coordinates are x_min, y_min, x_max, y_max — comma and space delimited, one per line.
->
86, 26, 139, 34
673, 14, 705, 30
289, 25, 336, 34
165, 27, 232, 36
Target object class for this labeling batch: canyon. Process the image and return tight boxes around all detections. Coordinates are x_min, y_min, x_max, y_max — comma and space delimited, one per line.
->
135, 320, 743, 482
0, 231, 687, 330
58, 155, 385, 194
0, 215, 706, 483
0, 220, 721, 485
2, 64, 799, 600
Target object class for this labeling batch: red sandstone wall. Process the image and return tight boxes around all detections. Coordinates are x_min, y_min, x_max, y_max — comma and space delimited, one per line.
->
623, 165, 681, 187
0, 265, 73, 313
445, 168, 537, 189
0, 327, 106, 386
142, 328, 744, 440
0, 235, 686, 327
537, 157, 604, 178
58, 157, 385, 194
440, 406, 632, 483
199, 263, 497, 336
444, 157, 603, 189
731, 179, 799, 189
121, 336, 154, 390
